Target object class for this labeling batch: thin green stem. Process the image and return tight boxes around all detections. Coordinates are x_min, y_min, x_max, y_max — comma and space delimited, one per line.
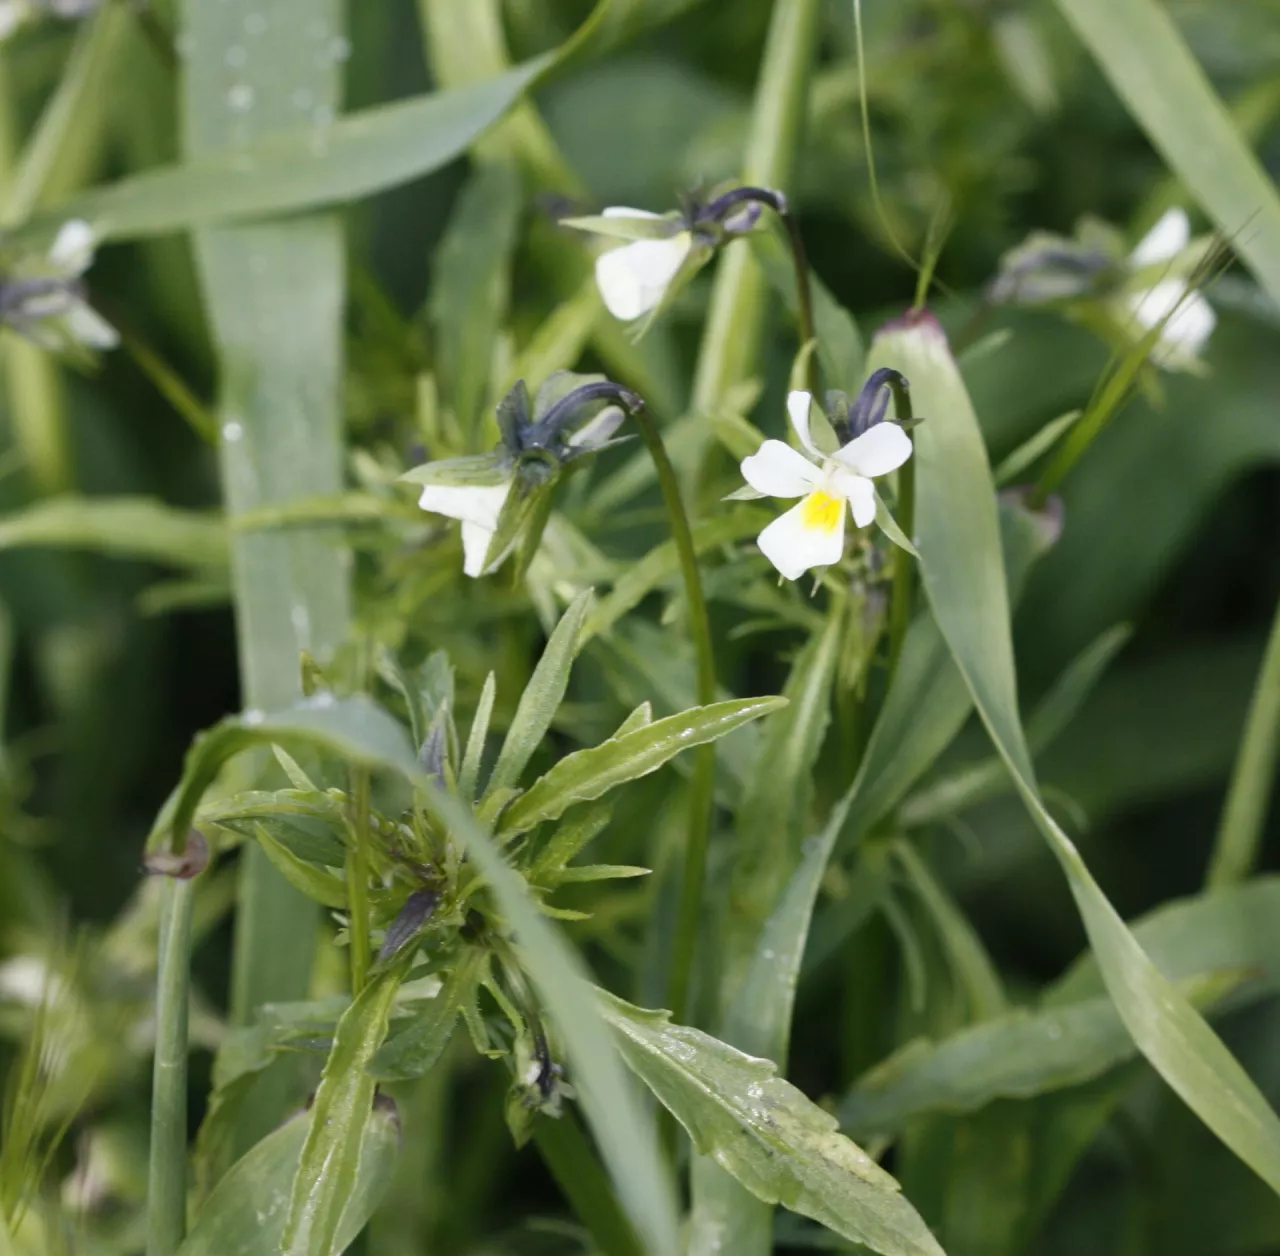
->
884, 376, 916, 682
1206, 593, 1280, 889
631, 407, 716, 1025
780, 207, 820, 396
146, 875, 195, 1256
534, 1112, 644, 1256
348, 769, 373, 994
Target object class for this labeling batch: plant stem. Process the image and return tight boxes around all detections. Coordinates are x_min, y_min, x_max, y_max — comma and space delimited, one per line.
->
146, 876, 195, 1256
535, 1112, 644, 1256
781, 208, 819, 394
348, 769, 373, 993
1206, 593, 1280, 889
884, 375, 916, 680
631, 407, 715, 1024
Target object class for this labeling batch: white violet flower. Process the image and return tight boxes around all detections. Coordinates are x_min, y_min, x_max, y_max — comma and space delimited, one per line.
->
740, 390, 913, 581
417, 479, 514, 579
592, 208, 693, 322
1125, 207, 1215, 367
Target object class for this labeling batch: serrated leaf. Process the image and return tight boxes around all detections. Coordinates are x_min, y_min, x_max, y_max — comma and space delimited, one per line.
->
869, 312, 1280, 1199
486, 590, 594, 796
460, 671, 497, 802
398, 452, 512, 488
598, 993, 944, 1256
528, 803, 614, 881
554, 864, 651, 883
178, 1103, 398, 1256
499, 697, 786, 838
282, 967, 405, 1256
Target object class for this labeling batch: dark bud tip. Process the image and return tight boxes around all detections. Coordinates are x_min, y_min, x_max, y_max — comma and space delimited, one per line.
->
144, 830, 209, 880
378, 888, 440, 962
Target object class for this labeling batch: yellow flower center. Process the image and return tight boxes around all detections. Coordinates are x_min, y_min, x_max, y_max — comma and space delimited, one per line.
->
801, 490, 842, 533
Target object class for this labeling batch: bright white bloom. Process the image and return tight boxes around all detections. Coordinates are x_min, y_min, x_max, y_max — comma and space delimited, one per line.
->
0, 0, 31, 40
740, 391, 913, 580
1126, 208, 1215, 366
417, 480, 512, 578
593, 208, 692, 322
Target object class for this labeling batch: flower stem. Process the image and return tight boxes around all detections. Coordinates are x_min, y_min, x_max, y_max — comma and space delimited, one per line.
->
146, 875, 195, 1256
1206, 593, 1280, 889
632, 406, 716, 1024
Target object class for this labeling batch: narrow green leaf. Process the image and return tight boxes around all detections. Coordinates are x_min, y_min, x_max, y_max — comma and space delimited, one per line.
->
1055, 0, 1280, 307
460, 671, 497, 802
499, 696, 786, 838
840, 972, 1240, 1138
430, 162, 524, 432
24, 61, 550, 245
0, 496, 226, 568
486, 589, 594, 796
178, 1104, 398, 1256
528, 803, 614, 880
254, 825, 348, 910
372, 949, 487, 1082
599, 993, 945, 1256
870, 311, 1280, 1199
282, 968, 404, 1256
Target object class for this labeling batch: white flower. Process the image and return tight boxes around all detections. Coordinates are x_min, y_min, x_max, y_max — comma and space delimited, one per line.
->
1125, 207, 1215, 366
593, 208, 692, 322
0, 0, 32, 40
417, 479, 512, 578
740, 391, 913, 580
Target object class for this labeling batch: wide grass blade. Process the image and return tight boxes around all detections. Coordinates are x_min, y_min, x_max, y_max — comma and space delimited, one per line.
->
869, 311, 1280, 1199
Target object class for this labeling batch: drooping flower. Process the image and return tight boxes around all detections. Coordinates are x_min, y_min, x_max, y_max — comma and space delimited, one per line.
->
0, 220, 118, 352
1123, 208, 1216, 367
740, 386, 913, 581
562, 187, 774, 326
403, 372, 635, 578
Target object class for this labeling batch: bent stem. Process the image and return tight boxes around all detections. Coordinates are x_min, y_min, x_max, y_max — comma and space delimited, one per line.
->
631, 407, 716, 1025
146, 875, 195, 1256
1206, 592, 1280, 889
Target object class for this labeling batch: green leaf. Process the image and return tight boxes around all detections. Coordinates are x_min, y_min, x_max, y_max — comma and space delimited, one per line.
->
430, 161, 524, 433
840, 972, 1240, 1139
254, 825, 348, 910
498, 696, 786, 839
282, 967, 405, 1256
869, 311, 1280, 1199
372, 949, 487, 1082
23, 61, 551, 244
460, 671, 497, 802
485, 589, 594, 796
1055, 0, 1280, 308
598, 993, 945, 1256
178, 1104, 398, 1256
398, 452, 512, 488
146, 695, 418, 857
0, 496, 226, 568
528, 803, 614, 881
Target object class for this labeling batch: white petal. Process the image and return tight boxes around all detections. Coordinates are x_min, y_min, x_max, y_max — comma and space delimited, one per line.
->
786, 390, 822, 456
756, 494, 846, 580
835, 423, 913, 479
0, 2, 28, 41
1162, 288, 1216, 356
594, 233, 691, 321
834, 471, 877, 528
418, 480, 511, 528
602, 206, 664, 220
1127, 279, 1215, 364
740, 439, 821, 498
1131, 208, 1190, 267
568, 404, 624, 448
461, 520, 496, 578
63, 301, 118, 350
49, 220, 96, 276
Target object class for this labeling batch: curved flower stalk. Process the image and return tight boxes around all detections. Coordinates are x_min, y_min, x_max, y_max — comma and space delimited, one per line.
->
0, 221, 118, 353
739, 373, 914, 580
987, 207, 1215, 372
401, 372, 636, 578
563, 186, 812, 348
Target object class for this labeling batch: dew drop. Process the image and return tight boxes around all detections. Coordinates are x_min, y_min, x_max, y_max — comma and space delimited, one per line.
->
328, 36, 351, 62
227, 82, 254, 113
292, 87, 314, 112
224, 43, 247, 69
243, 708, 265, 726
311, 104, 335, 129
290, 604, 311, 639
244, 11, 267, 35
222, 419, 244, 443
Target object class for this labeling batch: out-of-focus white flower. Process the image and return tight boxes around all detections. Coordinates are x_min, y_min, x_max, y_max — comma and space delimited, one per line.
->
740, 391, 913, 580
1125, 208, 1215, 367
592, 208, 693, 322
0, 0, 32, 40
0, 219, 118, 351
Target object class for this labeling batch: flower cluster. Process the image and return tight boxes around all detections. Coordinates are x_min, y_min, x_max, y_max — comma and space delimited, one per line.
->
0, 220, 118, 353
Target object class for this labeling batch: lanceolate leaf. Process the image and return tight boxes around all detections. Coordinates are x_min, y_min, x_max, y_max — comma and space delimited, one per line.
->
498, 696, 786, 838
598, 993, 945, 1256
177, 1104, 398, 1256
486, 590, 594, 796
282, 968, 405, 1256
869, 311, 1280, 1198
